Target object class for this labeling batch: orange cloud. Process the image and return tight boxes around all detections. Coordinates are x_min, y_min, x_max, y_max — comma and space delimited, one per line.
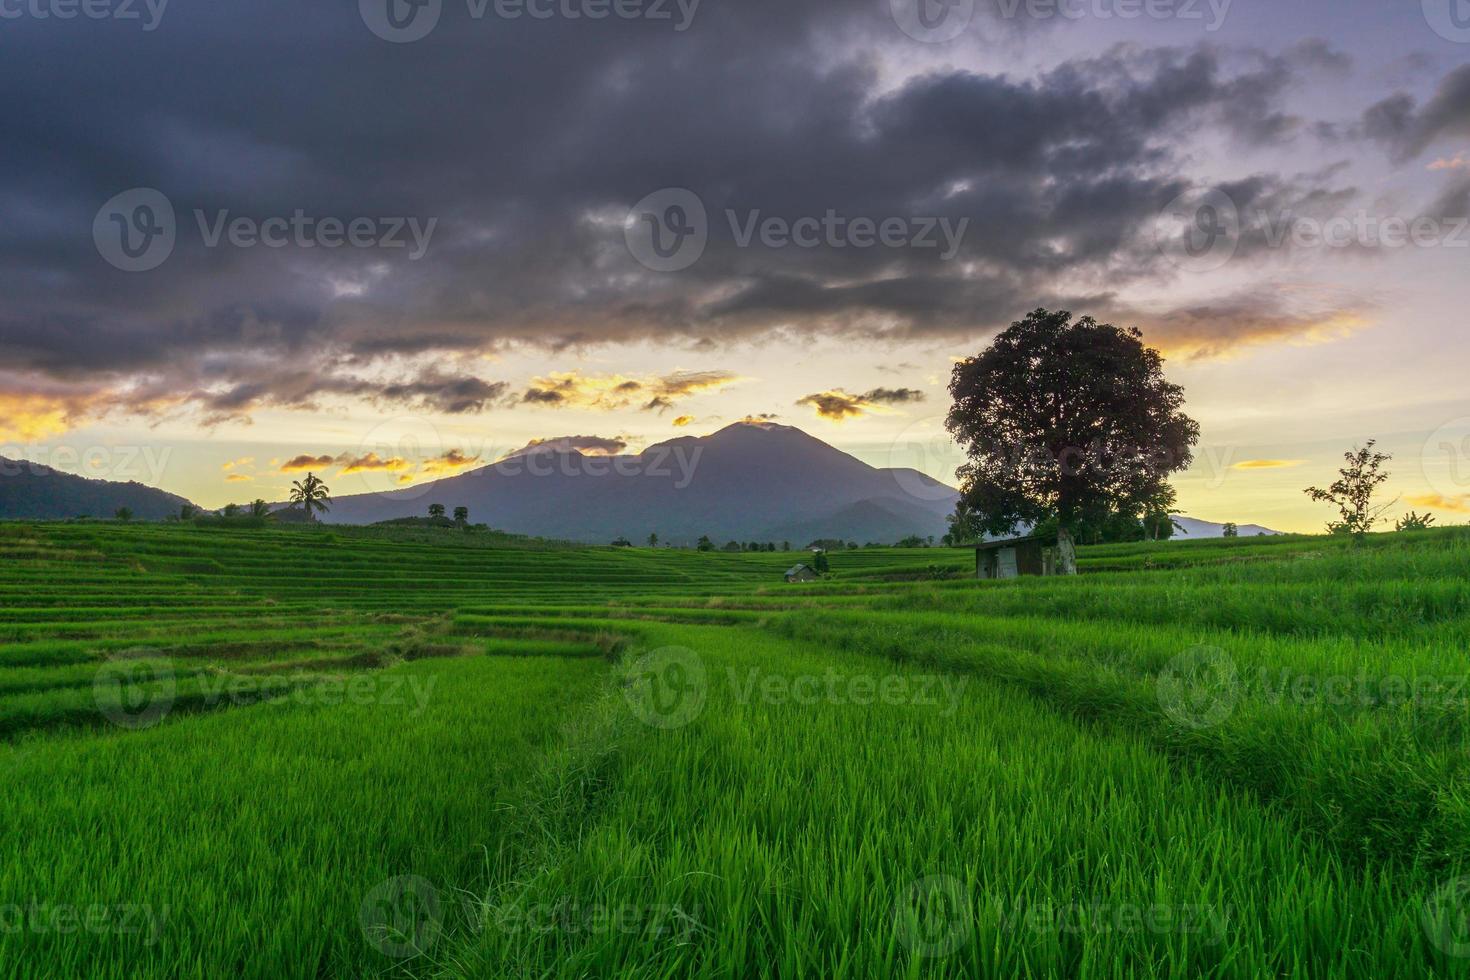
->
672, 415, 695, 427
1406, 493, 1470, 514
520, 370, 742, 412
280, 454, 338, 473
225, 474, 251, 483
339, 452, 410, 475
0, 394, 72, 442
1135, 304, 1372, 361
421, 448, 482, 477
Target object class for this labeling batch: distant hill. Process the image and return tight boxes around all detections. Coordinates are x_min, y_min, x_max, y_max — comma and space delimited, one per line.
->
322, 421, 960, 545
0, 457, 196, 521
1173, 516, 1280, 538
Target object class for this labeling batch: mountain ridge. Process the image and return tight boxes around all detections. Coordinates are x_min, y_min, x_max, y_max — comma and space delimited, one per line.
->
0, 457, 196, 521
321, 421, 960, 543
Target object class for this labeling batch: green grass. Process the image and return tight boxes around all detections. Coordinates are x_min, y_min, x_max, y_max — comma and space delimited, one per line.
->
1, 521, 1468, 976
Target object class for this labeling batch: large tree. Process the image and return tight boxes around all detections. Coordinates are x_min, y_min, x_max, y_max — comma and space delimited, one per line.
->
946, 309, 1199, 573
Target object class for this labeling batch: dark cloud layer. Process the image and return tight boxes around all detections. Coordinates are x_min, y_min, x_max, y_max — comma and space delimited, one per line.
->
796, 386, 926, 420
1363, 66, 1470, 161
0, 4, 1435, 428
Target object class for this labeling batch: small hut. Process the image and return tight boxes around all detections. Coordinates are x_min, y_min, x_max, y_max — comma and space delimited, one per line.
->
784, 563, 819, 583
974, 535, 1054, 579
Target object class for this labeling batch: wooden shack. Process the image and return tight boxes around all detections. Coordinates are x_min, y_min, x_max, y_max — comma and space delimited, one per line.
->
974, 535, 1051, 579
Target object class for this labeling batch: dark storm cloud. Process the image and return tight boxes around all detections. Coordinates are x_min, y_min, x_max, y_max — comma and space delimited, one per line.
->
378, 373, 508, 415
1362, 65, 1470, 161
0, 2, 1407, 426
796, 386, 925, 420
187, 366, 508, 424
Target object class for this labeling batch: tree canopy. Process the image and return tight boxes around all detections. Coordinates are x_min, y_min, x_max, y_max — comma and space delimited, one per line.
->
288, 473, 332, 521
946, 309, 1199, 569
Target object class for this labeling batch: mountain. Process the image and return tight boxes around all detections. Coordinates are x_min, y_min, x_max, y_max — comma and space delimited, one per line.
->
0, 457, 196, 521
1172, 516, 1280, 538
322, 421, 960, 544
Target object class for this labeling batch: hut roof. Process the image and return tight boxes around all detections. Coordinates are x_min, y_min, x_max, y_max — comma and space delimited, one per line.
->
974, 534, 1047, 551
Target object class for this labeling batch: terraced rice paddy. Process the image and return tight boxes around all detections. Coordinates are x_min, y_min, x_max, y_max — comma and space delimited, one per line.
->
2, 521, 1469, 977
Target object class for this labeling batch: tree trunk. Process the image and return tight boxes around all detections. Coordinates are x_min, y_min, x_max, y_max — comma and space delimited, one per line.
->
1056, 525, 1078, 576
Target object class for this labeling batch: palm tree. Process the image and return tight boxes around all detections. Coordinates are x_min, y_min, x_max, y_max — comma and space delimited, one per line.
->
453, 506, 469, 526
428, 503, 446, 520
250, 499, 270, 518
289, 473, 332, 521
647, 532, 658, 548
114, 507, 133, 522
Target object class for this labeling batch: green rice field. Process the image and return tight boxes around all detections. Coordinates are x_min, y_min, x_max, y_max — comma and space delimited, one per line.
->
3, 521, 1470, 977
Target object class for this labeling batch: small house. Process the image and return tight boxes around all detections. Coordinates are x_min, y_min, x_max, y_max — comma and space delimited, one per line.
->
975, 535, 1053, 579
784, 563, 819, 583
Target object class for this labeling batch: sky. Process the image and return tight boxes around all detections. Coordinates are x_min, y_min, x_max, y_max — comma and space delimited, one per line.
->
1, 0, 1468, 532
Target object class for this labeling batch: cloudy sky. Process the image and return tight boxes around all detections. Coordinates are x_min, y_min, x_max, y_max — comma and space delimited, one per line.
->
2, 0, 1468, 531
